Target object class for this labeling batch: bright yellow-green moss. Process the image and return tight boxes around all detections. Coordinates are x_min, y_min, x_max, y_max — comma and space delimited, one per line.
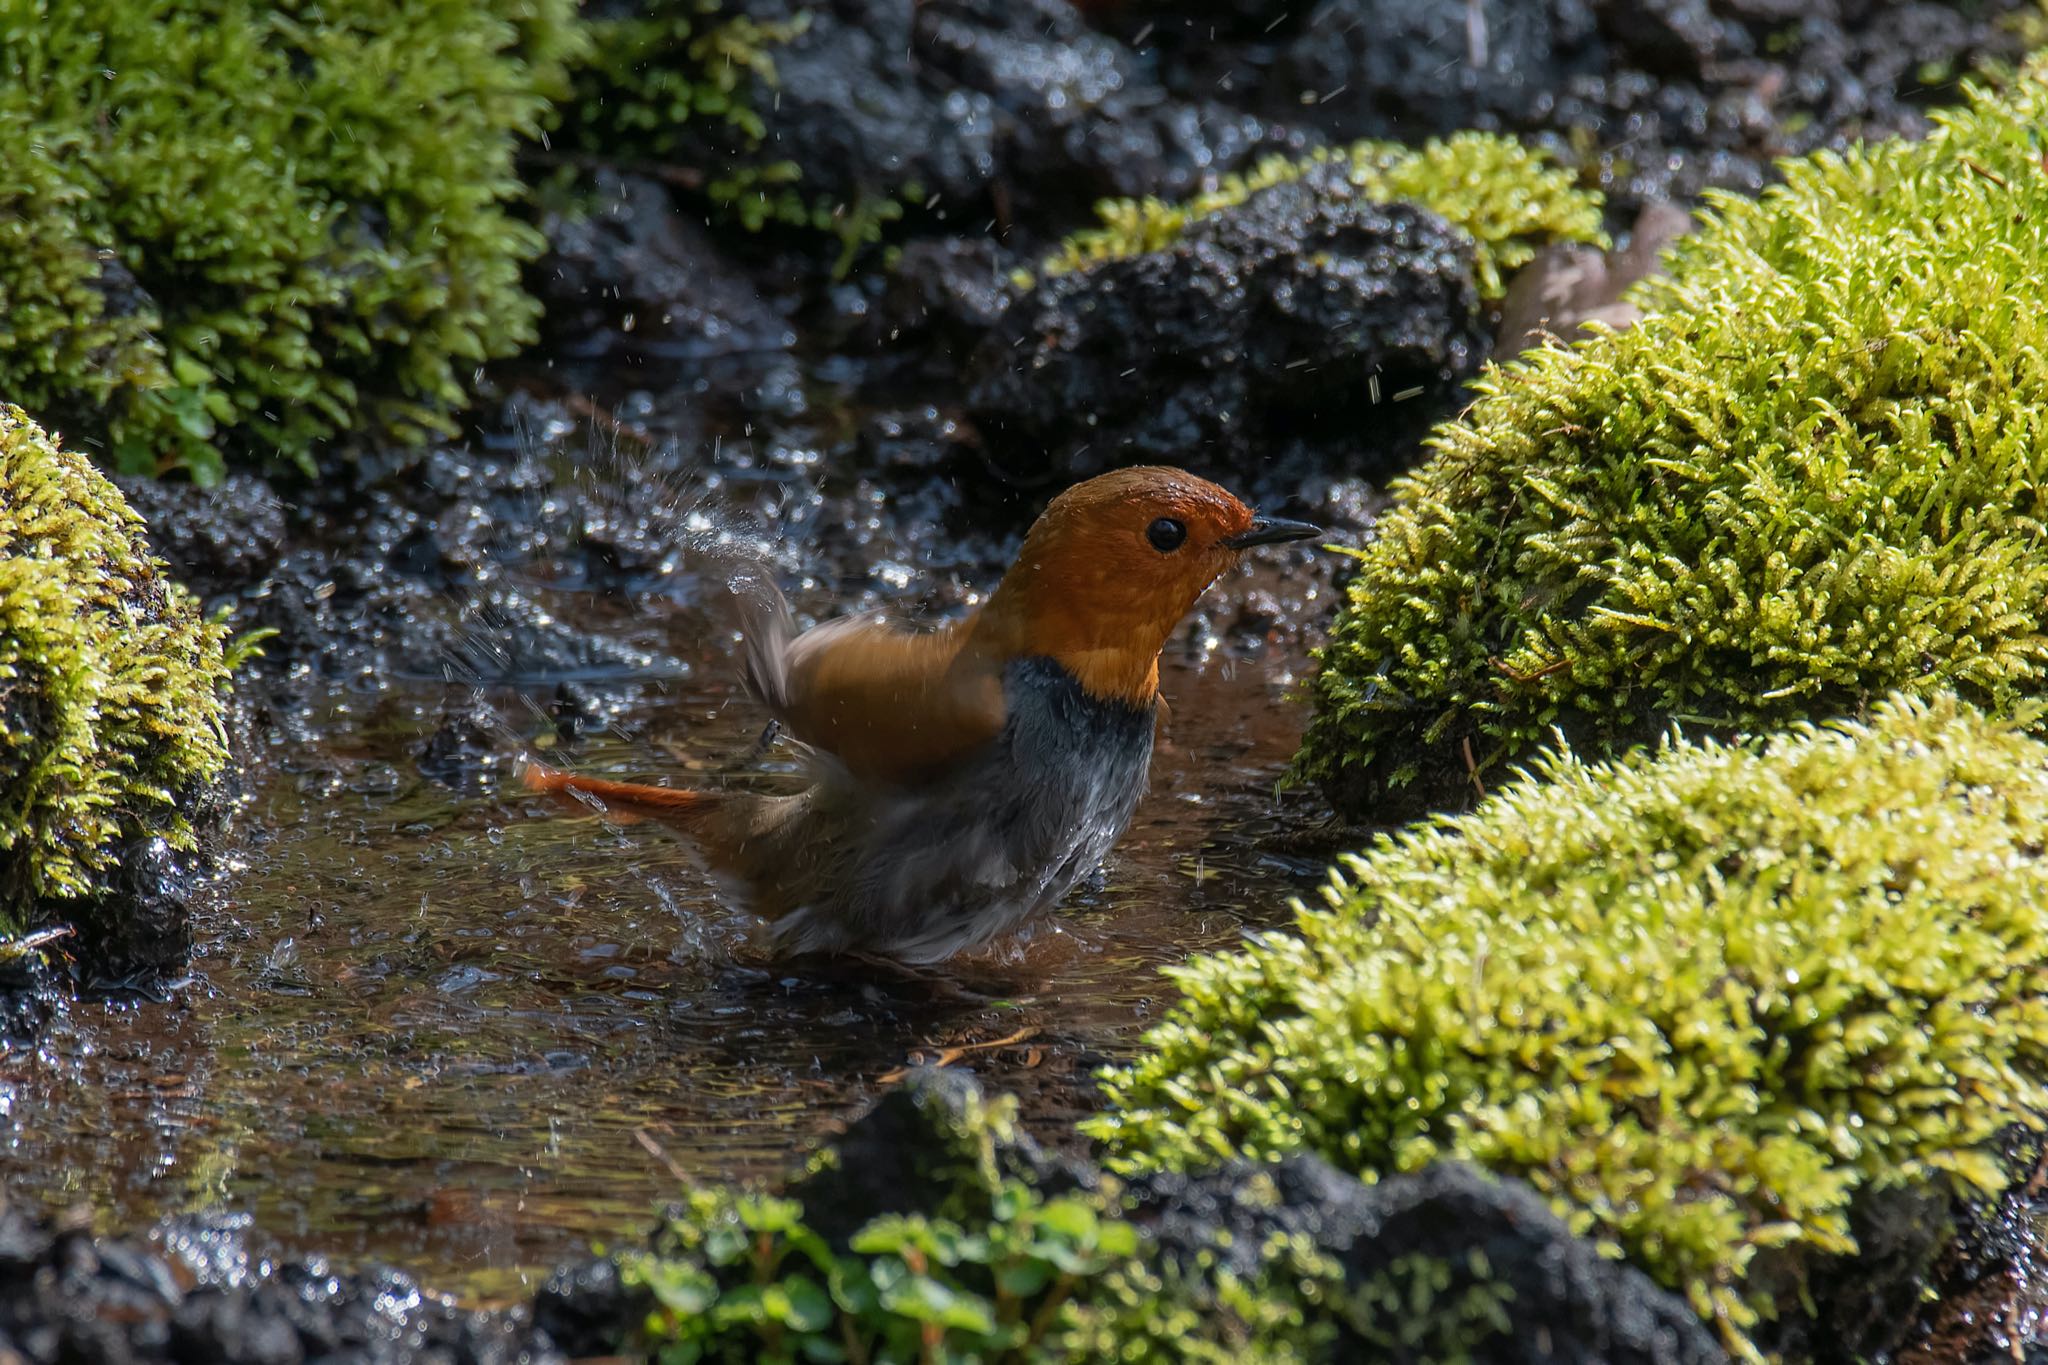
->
1296, 72, 2048, 816
0, 0, 582, 484
0, 406, 233, 923
1093, 692, 2048, 1357
1035, 133, 1606, 298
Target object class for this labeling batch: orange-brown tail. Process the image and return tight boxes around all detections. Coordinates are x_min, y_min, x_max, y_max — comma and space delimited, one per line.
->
521, 762, 718, 832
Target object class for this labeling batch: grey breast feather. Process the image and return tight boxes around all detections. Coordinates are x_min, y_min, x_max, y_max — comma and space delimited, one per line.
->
772, 656, 1155, 961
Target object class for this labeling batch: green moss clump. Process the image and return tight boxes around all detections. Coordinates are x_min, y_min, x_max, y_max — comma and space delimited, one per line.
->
0, 0, 582, 484
570, 1, 808, 156
1035, 133, 1606, 298
0, 406, 233, 931
1092, 691, 2048, 1355
1296, 72, 2048, 814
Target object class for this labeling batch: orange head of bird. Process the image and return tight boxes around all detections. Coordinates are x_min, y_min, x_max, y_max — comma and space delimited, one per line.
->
977, 466, 1320, 706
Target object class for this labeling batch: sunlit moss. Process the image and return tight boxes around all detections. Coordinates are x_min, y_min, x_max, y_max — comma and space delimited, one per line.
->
0, 406, 232, 928
1033, 132, 1606, 298
1094, 692, 2048, 1357
0, 0, 582, 484
1296, 70, 2048, 814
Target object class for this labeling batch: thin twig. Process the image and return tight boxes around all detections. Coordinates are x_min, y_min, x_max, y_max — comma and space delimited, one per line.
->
878, 1026, 1042, 1084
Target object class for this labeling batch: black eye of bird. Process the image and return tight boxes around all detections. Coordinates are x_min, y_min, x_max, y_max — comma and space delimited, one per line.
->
1146, 517, 1188, 553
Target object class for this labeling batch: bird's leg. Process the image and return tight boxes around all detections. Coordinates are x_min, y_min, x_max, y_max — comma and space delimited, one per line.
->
835, 951, 999, 1005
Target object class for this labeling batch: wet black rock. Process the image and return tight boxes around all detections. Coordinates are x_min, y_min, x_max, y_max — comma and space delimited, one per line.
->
1136, 0, 2027, 217
0, 1205, 566, 1365
529, 1259, 643, 1361
1897, 1133, 2048, 1361
149, 424, 692, 712
1120, 1158, 1728, 1364
789, 1068, 1088, 1243
62, 811, 230, 985
115, 474, 287, 591
1273, 0, 1605, 141
649, 0, 1309, 253
0, 945, 60, 1048
1590, 0, 1728, 78
416, 696, 509, 789
872, 238, 1020, 372
967, 162, 1488, 485
854, 407, 980, 476
907, 0, 1314, 225
660, 0, 997, 217
534, 169, 795, 361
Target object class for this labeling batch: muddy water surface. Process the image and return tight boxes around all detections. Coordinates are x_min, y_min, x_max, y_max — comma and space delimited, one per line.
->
3, 569, 1330, 1302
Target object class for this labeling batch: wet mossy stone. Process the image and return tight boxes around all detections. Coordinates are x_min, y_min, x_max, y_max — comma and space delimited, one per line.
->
611, 1068, 1717, 1363
1297, 70, 2048, 818
0, 0, 581, 484
1092, 692, 2048, 1358
0, 407, 233, 974
1033, 131, 1606, 301
969, 165, 1493, 485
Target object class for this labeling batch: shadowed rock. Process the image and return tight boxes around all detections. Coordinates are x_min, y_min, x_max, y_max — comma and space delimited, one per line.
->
968, 161, 1488, 485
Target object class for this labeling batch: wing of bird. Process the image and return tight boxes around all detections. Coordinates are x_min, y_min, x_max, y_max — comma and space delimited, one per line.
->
773, 612, 1007, 785
730, 576, 1007, 785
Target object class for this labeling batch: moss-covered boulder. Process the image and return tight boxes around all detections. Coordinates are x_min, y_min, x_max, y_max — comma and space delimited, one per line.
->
1092, 692, 2048, 1357
0, 0, 581, 484
1032, 131, 1606, 301
1296, 71, 2048, 818
969, 135, 1604, 485
603, 1069, 1717, 1364
0, 406, 234, 972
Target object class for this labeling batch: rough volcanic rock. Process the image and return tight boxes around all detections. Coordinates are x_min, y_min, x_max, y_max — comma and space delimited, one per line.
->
652, 0, 1311, 247
967, 162, 1488, 483
1129, 0, 2029, 215
0, 1204, 567, 1365
1272, 0, 1606, 141
871, 237, 1021, 372
534, 169, 795, 361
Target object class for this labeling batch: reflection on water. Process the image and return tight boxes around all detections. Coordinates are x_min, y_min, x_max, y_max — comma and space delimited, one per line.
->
1, 584, 1327, 1303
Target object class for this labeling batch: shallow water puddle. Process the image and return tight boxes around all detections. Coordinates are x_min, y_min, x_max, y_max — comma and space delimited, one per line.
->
2, 595, 1326, 1301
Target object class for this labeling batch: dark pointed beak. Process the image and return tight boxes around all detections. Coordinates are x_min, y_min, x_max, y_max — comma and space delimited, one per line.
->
1223, 514, 1322, 550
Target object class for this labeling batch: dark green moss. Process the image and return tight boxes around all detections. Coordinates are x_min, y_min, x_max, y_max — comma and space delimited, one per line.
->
0, 0, 582, 484
568, 0, 807, 158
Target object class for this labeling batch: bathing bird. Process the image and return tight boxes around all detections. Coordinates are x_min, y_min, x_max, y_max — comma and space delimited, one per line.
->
522, 466, 1319, 962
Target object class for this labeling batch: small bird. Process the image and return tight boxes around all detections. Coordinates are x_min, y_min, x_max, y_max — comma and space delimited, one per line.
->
523, 466, 1319, 963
